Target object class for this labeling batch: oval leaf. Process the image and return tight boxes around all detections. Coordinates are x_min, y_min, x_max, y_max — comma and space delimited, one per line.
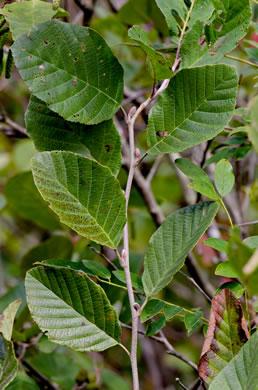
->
25, 266, 121, 352
25, 96, 122, 176
0, 299, 21, 341
198, 289, 249, 385
214, 159, 235, 197
142, 201, 219, 297
12, 20, 124, 125
31, 151, 126, 248
5, 372, 40, 390
147, 64, 238, 155
204, 238, 228, 253
140, 299, 165, 323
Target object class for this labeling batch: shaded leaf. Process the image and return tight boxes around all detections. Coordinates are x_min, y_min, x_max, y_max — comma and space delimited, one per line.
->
164, 304, 183, 320
215, 282, 244, 299
204, 238, 228, 253
175, 158, 219, 200
31, 151, 126, 248
5, 372, 40, 390
101, 369, 131, 390
215, 262, 238, 278
4, 171, 62, 231
243, 236, 258, 249
0, 334, 18, 390
184, 310, 203, 330
0, 300, 21, 341
209, 331, 258, 390
12, 20, 124, 125
214, 159, 235, 197
198, 289, 249, 385
140, 300, 165, 323
82, 260, 111, 280
112, 270, 143, 292
247, 96, 258, 154
145, 315, 166, 337
203, 148, 236, 168
143, 202, 219, 297
147, 65, 238, 155
128, 25, 173, 82
25, 266, 121, 351
25, 96, 122, 176
20, 235, 73, 277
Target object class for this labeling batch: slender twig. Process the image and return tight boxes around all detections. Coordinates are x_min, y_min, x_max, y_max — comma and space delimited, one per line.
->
220, 198, 233, 228
172, 0, 196, 72
179, 270, 211, 303
22, 361, 60, 390
237, 220, 258, 226
146, 155, 163, 184
225, 54, 258, 68
88, 245, 118, 270
0, 116, 27, 137
176, 378, 189, 390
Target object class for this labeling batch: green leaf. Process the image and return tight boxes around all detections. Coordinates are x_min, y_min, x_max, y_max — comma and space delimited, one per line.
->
181, 0, 251, 67
164, 304, 183, 320
147, 65, 238, 156
12, 20, 124, 125
82, 260, 111, 280
142, 201, 219, 297
214, 159, 235, 197
209, 331, 258, 390
184, 310, 203, 330
198, 289, 249, 385
112, 270, 143, 292
0, 334, 18, 390
128, 26, 173, 82
145, 315, 166, 337
215, 282, 244, 299
31, 151, 126, 248
155, 0, 186, 37
243, 236, 258, 249
101, 369, 131, 390
247, 96, 258, 154
39, 259, 91, 273
20, 235, 73, 277
175, 158, 219, 200
5, 372, 40, 390
140, 299, 165, 323
0, 300, 21, 341
25, 266, 121, 351
0, 0, 58, 40
4, 171, 62, 231
215, 262, 238, 278
25, 96, 122, 177
204, 238, 228, 253
203, 148, 236, 168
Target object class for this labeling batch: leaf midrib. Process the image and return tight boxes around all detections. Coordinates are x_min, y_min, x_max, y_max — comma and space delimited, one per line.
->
149, 69, 235, 151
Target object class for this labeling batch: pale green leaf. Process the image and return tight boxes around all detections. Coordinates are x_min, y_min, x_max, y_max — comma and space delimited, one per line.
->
4, 171, 62, 231
0, 300, 21, 341
204, 238, 228, 253
164, 304, 183, 320
12, 20, 124, 125
155, 0, 187, 36
143, 202, 219, 297
20, 235, 73, 277
214, 159, 235, 197
145, 315, 166, 337
25, 96, 122, 176
140, 299, 165, 323
175, 158, 219, 200
209, 332, 258, 390
247, 96, 258, 154
5, 372, 40, 390
184, 310, 203, 329
31, 151, 126, 248
82, 260, 111, 280
198, 289, 249, 384
215, 262, 238, 278
101, 369, 131, 390
0, 334, 18, 390
243, 236, 258, 249
25, 266, 121, 352
215, 282, 244, 299
0, 0, 56, 40
203, 148, 236, 168
181, 0, 251, 67
128, 25, 173, 82
147, 65, 238, 155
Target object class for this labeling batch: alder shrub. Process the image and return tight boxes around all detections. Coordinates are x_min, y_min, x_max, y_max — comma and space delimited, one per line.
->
0, 0, 257, 389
